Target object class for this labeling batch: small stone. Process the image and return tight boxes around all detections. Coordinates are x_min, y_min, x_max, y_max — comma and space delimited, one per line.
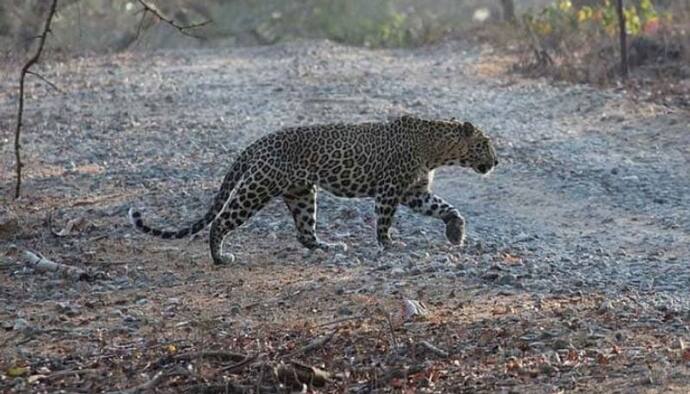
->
552, 339, 572, 350
672, 338, 686, 350
498, 273, 518, 285
337, 306, 353, 316
390, 267, 405, 276
599, 300, 614, 313
55, 302, 80, 317
481, 272, 499, 281
402, 299, 429, 321
13, 318, 31, 333
515, 232, 533, 243
544, 350, 562, 365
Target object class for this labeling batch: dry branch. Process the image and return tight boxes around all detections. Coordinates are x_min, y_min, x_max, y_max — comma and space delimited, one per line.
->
275, 361, 330, 388
23, 250, 89, 280
186, 382, 277, 394
106, 367, 188, 394
44, 368, 100, 381
135, 0, 211, 40
288, 330, 337, 357
156, 350, 248, 368
419, 340, 450, 358
14, 0, 59, 198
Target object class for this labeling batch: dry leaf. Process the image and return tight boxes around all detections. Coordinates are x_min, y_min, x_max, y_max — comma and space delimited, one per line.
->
6, 366, 29, 377
597, 353, 609, 365
682, 348, 690, 362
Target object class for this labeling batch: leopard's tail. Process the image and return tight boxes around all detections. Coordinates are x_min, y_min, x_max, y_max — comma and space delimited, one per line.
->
128, 161, 245, 239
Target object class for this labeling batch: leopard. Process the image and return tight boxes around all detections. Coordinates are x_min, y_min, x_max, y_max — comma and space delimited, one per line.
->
128, 115, 498, 265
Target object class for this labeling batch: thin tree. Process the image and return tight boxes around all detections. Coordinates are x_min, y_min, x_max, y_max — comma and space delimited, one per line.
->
500, 0, 517, 24
12, 0, 210, 198
615, 0, 628, 78
13, 0, 59, 198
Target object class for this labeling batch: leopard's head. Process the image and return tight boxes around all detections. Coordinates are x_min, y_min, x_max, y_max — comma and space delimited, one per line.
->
456, 121, 498, 175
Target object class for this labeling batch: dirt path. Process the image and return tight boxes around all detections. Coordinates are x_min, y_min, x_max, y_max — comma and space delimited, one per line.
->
1, 41, 689, 392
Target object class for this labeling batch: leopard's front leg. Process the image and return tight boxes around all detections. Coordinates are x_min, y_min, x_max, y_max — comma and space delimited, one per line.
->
403, 187, 466, 246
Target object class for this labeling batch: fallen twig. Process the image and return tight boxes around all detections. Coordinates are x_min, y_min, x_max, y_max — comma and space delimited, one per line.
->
106, 367, 188, 394
419, 340, 450, 358
275, 360, 330, 388
23, 250, 89, 280
156, 350, 248, 368
14, 0, 59, 198
288, 330, 337, 357
219, 353, 258, 373
186, 382, 277, 394
383, 310, 399, 350
43, 368, 100, 381
315, 314, 365, 328
370, 364, 426, 389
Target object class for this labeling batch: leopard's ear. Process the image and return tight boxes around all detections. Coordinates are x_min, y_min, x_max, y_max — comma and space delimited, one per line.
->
461, 122, 474, 137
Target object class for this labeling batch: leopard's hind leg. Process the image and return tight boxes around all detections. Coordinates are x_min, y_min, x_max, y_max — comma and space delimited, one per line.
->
209, 173, 280, 265
283, 184, 347, 252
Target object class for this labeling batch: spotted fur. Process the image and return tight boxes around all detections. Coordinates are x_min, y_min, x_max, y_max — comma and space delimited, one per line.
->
129, 115, 498, 265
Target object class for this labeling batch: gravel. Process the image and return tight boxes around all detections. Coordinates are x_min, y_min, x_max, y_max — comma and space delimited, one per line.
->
0, 39, 689, 391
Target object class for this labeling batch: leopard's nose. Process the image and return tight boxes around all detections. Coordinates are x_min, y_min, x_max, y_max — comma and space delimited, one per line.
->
478, 164, 488, 173
494, 159, 499, 166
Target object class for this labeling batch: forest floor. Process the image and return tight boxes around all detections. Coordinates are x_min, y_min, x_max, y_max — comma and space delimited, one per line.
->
1, 40, 689, 393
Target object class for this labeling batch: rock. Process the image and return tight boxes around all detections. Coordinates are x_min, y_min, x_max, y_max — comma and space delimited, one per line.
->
402, 299, 429, 321
551, 339, 572, 350
13, 318, 32, 333
599, 300, 614, 313
390, 267, 405, 276
481, 272, 499, 281
55, 302, 80, 317
498, 273, 518, 286
337, 306, 353, 316
672, 338, 686, 350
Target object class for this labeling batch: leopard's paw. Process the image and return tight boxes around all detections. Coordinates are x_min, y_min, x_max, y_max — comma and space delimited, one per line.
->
212, 253, 236, 266
445, 217, 465, 246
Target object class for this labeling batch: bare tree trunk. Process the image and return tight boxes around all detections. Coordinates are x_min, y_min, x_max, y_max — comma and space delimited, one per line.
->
615, 0, 628, 78
14, 0, 59, 198
499, 0, 516, 24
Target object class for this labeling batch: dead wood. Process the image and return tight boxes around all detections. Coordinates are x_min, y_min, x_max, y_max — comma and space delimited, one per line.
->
23, 250, 89, 280
186, 382, 277, 394
106, 367, 188, 394
13, 0, 59, 198
156, 350, 249, 368
43, 368, 100, 381
275, 360, 330, 388
219, 353, 258, 373
419, 340, 450, 358
288, 330, 337, 357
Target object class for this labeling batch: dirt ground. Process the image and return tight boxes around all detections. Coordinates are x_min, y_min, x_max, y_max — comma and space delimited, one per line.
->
1, 40, 689, 393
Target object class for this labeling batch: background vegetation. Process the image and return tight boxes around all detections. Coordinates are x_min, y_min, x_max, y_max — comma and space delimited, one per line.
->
1, 0, 688, 99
